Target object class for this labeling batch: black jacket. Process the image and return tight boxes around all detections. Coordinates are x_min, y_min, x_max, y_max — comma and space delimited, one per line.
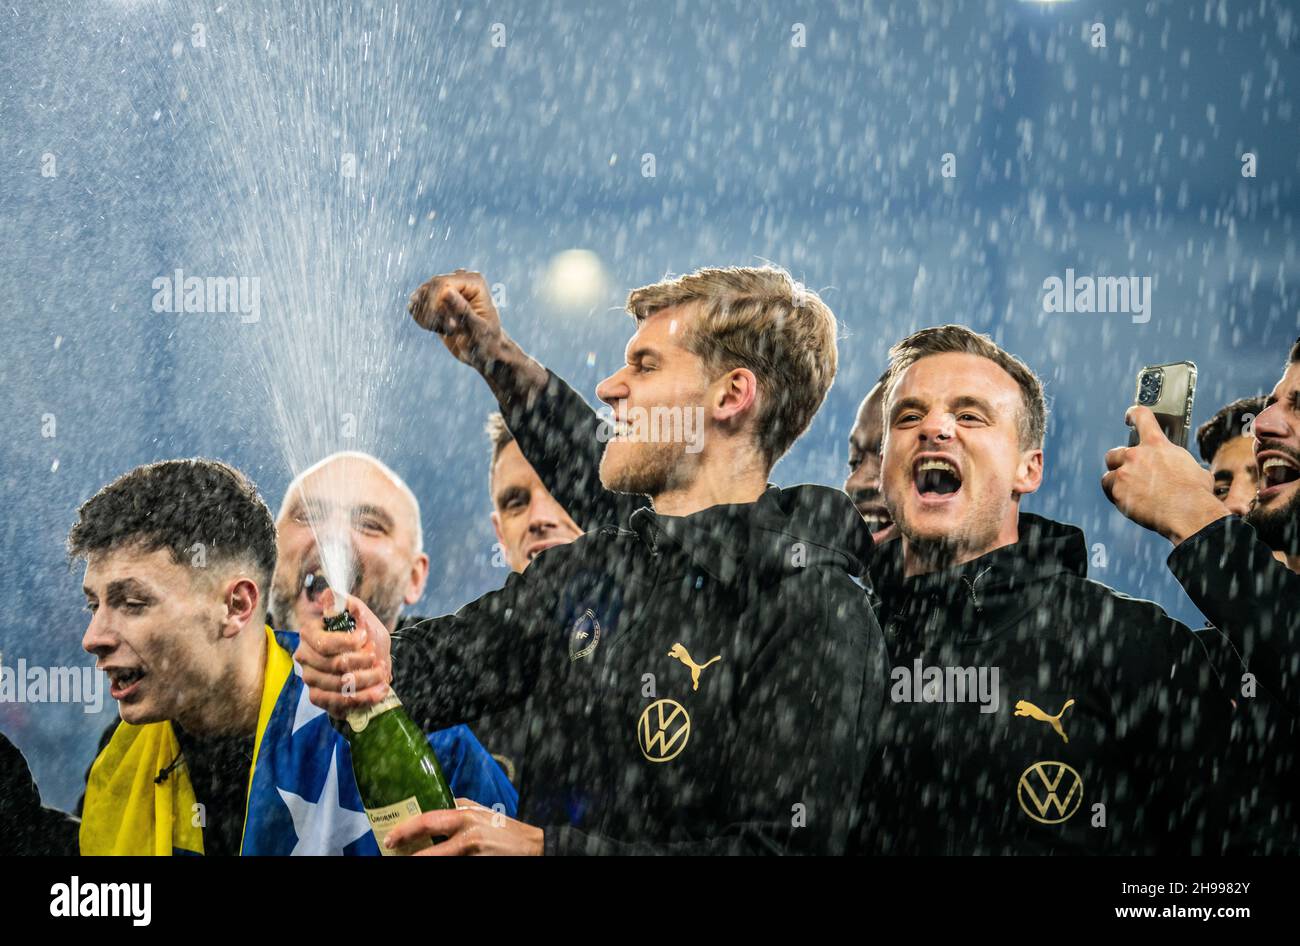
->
1166, 515, 1300, 853
392, 484, 888, 854
1, 732, 79, 856
490, 369, 1247, 854
1168, 516, 1299, 714
856, 514, 1235, 855
393, 616, 529, 788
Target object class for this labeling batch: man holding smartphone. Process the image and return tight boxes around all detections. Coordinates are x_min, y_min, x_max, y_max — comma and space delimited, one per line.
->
1102, 340, 1300, 627
1103, 337, 1300, 852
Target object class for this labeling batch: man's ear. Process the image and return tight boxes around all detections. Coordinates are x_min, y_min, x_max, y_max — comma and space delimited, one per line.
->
1013, 448, 1044, 497
404, 552, 431, 606
223, 577, 261, 638
713, 367, 758, 424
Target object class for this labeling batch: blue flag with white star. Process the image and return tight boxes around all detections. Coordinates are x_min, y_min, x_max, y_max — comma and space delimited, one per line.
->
240, 632, 517, 856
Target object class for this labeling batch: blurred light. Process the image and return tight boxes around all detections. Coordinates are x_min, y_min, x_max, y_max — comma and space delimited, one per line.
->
540, 249, 609, 313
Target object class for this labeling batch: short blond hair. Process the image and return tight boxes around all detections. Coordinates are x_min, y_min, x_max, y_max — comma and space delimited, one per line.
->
625, 265, 838, 464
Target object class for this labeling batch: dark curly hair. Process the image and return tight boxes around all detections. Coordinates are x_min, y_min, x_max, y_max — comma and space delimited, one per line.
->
1196, 396, 1267, 465
67, 458, 277, 589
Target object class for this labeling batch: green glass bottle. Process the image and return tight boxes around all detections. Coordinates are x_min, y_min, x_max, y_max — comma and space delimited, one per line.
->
324, 609, 455, 855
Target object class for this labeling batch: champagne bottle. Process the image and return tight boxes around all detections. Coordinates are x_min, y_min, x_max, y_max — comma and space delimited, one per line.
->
323, 607, 455, 855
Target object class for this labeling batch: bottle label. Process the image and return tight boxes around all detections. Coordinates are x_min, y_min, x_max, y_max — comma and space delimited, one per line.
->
345, 688, 401, 733
366, 796, 433, 856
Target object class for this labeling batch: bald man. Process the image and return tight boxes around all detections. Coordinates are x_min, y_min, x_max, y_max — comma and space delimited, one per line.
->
270, 452, 430, 636
75, 454, 516, 847
269, 452, 518, 796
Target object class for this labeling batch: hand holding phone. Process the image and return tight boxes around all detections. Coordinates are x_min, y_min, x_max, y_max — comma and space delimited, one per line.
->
1128, 361, 1197, 448
1105, 359, 1228, 545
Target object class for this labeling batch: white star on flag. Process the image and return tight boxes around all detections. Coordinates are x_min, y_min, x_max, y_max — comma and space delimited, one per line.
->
290, 677, 325, 736
276, 748, 372, 856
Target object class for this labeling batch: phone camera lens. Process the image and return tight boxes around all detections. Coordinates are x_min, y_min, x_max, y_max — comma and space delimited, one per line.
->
1138, 371, 1163, 406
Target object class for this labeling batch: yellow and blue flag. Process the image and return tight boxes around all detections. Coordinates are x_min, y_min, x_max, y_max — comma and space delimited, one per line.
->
82, 628, 516, 855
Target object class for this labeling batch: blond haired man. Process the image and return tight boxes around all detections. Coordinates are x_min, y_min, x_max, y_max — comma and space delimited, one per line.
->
295, 265, 887, 855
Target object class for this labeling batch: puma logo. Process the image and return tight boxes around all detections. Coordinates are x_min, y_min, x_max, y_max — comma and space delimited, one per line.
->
668, 643, 721, 691
1014, 698, 1075, 743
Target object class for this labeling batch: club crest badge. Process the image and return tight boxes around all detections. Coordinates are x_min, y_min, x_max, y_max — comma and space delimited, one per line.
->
568, 608, 602, 661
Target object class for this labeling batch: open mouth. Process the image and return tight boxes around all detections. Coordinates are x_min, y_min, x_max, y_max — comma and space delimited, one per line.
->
913, 456, 963, 498
302, 569, 329, 603
104, 667, 146, 698
608, 418, 635, 442
1261, 455, 1300, 491
856, 503, 893, 534
300, 561, 363, 610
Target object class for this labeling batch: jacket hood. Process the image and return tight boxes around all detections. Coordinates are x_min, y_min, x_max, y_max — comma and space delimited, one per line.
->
629, 484, 875, 584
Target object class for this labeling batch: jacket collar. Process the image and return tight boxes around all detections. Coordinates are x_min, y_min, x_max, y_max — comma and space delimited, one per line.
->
873, 513, 1088, 637
629, 484, 874, 586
